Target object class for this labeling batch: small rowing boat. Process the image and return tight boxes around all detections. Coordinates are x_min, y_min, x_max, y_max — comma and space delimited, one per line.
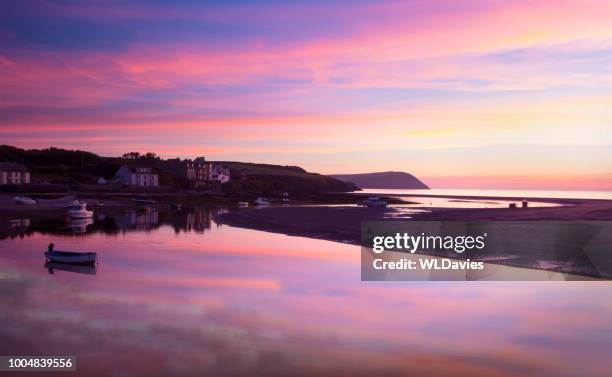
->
44, 243, 97, 264
362, 197, 388, 208
15, 196, 37, 205
254, 197, 270, 206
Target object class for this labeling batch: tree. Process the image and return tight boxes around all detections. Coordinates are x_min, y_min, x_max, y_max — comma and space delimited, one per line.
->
122, 152, 141, 159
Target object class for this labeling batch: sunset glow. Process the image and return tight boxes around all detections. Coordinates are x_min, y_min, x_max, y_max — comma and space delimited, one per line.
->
1, 0, 611, 189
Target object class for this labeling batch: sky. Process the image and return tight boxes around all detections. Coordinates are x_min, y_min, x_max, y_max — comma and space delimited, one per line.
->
1, 0, 611, 190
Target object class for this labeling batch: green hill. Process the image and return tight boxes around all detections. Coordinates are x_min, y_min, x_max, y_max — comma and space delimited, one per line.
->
0, 145, 355, 193
216, 161, 357, 193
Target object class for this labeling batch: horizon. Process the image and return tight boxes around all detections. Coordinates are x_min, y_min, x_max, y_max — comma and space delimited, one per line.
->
2, 143, 611, 192
1, 1, 611, 190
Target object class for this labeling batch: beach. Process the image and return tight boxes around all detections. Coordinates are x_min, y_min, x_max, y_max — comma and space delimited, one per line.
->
216, 197, 612, 243
215, 195, 612, 278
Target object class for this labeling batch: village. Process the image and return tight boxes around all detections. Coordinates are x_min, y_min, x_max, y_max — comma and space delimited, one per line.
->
1, 157, 231, 190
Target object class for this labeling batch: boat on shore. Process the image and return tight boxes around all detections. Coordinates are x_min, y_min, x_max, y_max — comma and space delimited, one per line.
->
362, 197, 388, 208
67, 200, 94, 218
254, 197, 270, 206
132, 197, 156, 204
15, 196, 37, 205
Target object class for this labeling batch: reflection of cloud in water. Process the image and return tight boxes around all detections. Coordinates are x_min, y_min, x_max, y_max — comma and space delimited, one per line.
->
0, 215, 611, 376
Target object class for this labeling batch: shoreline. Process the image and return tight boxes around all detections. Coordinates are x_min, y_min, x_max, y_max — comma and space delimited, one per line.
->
3, 192, 612, 278
215, 197, 612, 279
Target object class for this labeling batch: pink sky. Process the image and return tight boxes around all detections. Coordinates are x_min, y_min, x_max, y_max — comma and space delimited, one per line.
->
1, 0, 611, 189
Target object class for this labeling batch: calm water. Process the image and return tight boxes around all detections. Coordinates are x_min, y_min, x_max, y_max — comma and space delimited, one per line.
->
361, 188, 612, 200
1, 207, 612, 376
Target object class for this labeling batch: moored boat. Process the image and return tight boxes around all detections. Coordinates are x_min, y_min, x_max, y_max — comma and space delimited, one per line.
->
132, 196, 156, 204
44, 243, 97, 264
238, 201, 249, 207
14, 196, 37, 205
67, 200, 94, 218
45, 251, 97, 264
362, 196, 388, 208
254, 197, 270, 206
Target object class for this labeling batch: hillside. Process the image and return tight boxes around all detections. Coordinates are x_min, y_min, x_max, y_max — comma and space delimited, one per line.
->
330, 171, 429, 189
0, 145, 356, 193
216, 161, 357, 193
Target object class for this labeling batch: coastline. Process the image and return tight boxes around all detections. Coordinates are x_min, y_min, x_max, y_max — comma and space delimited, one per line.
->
3, 191, 612, 278
215, 198, 612, 279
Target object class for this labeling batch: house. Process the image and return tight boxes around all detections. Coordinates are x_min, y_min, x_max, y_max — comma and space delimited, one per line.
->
211, 165, 231, 184
0, 163, 30, 185
113, 166, 159, 187
166, 157, 212, 187
185, 157, 212, 183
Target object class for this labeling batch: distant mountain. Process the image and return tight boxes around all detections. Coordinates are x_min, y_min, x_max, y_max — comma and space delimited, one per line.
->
330, 171, 429, 189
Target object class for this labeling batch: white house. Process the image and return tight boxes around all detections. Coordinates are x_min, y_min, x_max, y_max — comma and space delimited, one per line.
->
0, 163, 30, 185
211, 165, 231, 184
114, 166, 159, 187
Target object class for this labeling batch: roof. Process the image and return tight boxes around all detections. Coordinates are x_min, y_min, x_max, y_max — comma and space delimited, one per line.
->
118, 165, 157, 174
0, 162, 28, 172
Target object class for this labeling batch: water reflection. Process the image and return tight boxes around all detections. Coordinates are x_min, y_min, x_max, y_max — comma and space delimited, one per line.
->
0, 208, 612, 376
0, 206, 227, 239
45, 261, 97, 275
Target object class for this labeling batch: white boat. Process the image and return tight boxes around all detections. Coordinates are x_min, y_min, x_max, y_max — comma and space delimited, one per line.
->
45, 250, 97, 264
362, 196, 388, 208
254, 197, 270, 206
67, 200, 94, 218
15, 196, 37, 205
238, 201, 249, 207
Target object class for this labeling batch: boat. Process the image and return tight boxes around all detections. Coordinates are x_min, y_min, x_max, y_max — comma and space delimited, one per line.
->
132, 197, 156, 204
44, 244, 97, 264
254, 197, 270, 206
15, 196, 37, 205
362, 197, 388, 208
169, 203, 182, 210
67, 200, 94, 218
238, 201, 249, 207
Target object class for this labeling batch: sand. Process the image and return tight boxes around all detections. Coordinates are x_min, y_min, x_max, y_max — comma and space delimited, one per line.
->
215, 199, 612, 279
